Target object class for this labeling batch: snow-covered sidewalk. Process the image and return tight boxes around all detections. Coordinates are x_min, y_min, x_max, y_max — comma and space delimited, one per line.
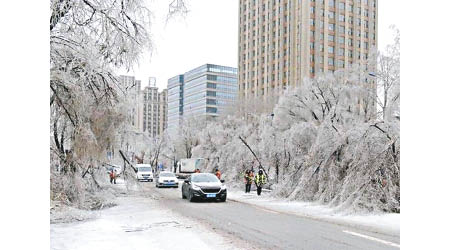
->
51, 194, 240, 250
227, 188, 400, 237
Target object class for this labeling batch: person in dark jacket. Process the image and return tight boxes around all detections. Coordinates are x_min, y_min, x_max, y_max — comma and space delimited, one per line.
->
254, 169, 266, 196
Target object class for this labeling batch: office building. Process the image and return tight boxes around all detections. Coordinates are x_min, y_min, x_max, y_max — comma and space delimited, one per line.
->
167, 64, 238, 134
238, 0, 378, 100
167, 75, 184, 134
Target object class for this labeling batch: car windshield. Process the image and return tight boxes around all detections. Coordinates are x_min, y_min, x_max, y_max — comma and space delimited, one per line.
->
191, 174, 219, 183
138, 167, 152, 172
159, 172, 175, 177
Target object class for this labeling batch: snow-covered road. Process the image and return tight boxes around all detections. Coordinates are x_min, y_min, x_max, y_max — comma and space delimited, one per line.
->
51, 181, 400, 250
50, 192, 246, 250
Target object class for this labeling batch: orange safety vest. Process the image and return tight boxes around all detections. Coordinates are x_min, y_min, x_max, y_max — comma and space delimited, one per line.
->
215, 171, 221, 179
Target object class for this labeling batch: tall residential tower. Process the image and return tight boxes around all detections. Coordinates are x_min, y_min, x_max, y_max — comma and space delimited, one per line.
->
238, 0, 378, 99
142, 78, 168, 137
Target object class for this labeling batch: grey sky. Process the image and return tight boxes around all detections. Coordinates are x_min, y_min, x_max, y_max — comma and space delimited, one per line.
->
119, 0, 400, 90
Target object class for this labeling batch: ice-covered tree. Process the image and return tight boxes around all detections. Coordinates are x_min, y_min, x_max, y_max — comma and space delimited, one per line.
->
50, 0, 187, 207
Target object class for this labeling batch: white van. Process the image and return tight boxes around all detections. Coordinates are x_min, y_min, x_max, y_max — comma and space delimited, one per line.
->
136, 164, 154, 182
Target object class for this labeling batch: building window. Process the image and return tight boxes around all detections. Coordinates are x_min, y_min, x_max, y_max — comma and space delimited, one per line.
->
339, 25, 345, 33
328, 11, 335, 19
328, 46, 334, 53
338, 37, 344, 44
320, 33, 324, 40
206, 99, 216, 105
338, 60, 344, 68
338, 48, 344, 56
339, 2, 345, 10
328, 58, 334, 66
329, 0, 335, 7
310, 7, 315, 14
339, 14, 345, 22
310, 19, 315, 26
328, 35, 334, 42
328, 23, 335, 31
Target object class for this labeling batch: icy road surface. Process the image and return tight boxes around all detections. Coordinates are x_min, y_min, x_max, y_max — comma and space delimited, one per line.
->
50, 192, 251, 250
51, 181, 399, 250
150, 182, 400, 250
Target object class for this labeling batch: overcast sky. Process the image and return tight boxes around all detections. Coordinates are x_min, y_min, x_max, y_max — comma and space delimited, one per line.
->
119, 0, 401, 90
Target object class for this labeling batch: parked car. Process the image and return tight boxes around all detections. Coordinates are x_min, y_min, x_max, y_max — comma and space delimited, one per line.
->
136, 164, 154, 182
156, 172, 179, 188
181, 173, 226, 202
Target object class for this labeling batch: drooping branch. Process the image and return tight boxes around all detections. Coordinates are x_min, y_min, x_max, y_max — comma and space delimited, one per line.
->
238, 135, 269, 179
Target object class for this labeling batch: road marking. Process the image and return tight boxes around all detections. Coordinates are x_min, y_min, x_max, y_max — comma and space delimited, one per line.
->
342, 230, 400, 248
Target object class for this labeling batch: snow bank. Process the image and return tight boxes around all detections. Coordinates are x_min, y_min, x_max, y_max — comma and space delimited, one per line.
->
227, 188, 399, 237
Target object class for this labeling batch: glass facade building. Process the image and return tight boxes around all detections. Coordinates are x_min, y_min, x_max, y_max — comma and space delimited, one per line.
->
167, 75, 184, 134
167, 64, 238, 134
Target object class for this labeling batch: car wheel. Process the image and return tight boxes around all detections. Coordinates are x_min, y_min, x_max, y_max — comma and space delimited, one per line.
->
188, 191, 195, 202
182, 190, 186, 199
220, 197, 227, 202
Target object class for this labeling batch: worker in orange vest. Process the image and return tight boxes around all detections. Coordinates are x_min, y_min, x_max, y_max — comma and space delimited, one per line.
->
215, 168, 221, 180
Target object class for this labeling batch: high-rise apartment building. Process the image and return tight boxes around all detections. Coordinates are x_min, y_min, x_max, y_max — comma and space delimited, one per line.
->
167, 64, 238, 134
119, 75, 144, 132
142, 78, 168, 137
238, 0, 378, 99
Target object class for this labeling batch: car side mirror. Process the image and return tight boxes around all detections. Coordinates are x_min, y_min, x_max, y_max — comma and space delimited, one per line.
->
184, 180, 190, 183
220, 180, 225, 183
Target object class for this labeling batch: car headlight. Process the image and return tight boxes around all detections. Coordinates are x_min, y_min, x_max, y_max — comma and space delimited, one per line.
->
221, 185, 227, 190
191, 184, 201, 190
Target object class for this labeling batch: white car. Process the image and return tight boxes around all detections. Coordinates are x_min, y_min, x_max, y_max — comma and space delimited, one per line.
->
136, 164, 154, 182
156, 172, 179, 188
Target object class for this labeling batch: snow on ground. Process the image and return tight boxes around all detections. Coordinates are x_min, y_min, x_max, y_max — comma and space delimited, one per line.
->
51, 179, 241, 250
227, 188, 400, 237
51, 195, 241, 250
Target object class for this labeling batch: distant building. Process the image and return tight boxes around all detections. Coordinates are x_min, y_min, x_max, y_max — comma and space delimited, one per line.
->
142, 78, 168, 137
167, 64, 238, 134
167, 75, 184, 134
119, 75, 143, 132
